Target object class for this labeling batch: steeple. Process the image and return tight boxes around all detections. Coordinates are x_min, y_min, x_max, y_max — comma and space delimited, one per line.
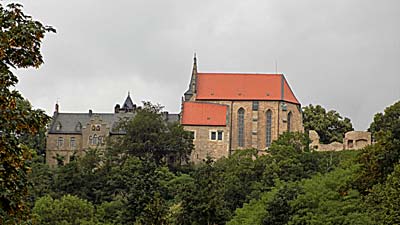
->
121, 91, 136, 112
184, 53, 198, 101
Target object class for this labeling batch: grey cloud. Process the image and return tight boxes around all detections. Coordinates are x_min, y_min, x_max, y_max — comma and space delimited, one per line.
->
12, 0, 400, 130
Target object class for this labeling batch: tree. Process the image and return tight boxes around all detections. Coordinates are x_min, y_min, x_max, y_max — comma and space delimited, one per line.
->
369, 100, 400, 140
0, 3, 55, 223
109, 102, 193, 166
365, 163, 400, 225
32, 195, 96, 225
355, 101, 400, 193
303, 104, 353, 144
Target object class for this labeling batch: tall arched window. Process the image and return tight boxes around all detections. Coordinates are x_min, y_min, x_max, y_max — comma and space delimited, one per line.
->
93, 134, 98, 145
266, 110, 272, 147
287, 111, 292, 132
238, 108, 245, 147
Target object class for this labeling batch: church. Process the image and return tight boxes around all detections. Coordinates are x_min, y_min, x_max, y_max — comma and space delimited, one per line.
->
181, 56, 303, 163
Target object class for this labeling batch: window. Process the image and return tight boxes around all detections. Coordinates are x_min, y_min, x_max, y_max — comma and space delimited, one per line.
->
91, 125, 96, 131
98, 136, 104, 145
55, 122, 62, 131
287, 111, 292, 132
252, 101, 259, 111
96, 125, 101, 131
210, 131, 223, 141
75, 122, 82, 131
211, 131, 217, 140
266, 110, 272, 147
70, 137, 76, 149
238, 108, 245, 147
93, 134, 98, 145
57, 137, 64, 147
217, 131, 223, 141
89, 135, 92, 145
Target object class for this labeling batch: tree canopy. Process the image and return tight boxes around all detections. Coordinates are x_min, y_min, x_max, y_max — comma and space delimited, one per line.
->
0, 3, 54, 223
302, 104, 353, 144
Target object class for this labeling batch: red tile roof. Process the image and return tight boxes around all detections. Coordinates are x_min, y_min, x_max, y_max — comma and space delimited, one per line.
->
196, 73, 299, 104
181, 102, 227, 126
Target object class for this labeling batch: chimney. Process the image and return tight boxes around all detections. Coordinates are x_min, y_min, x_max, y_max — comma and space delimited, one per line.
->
114, 104, 120, 113
89, 109, 93, 117
54, 103, 59, 115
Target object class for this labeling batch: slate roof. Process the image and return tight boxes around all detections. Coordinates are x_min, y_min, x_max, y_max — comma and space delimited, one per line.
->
122, 94, 135, 110
196, 73, 300, 104
181, 102, 228, 126
48, 112, 181, 134
48, 113, 135, 134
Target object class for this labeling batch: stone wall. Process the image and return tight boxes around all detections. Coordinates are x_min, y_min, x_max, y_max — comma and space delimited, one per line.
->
343, 131, 372, 150
184, 125, 230, 163
309, 130, 372, 151
46, 134, 83, 165
184, 100, 304, 162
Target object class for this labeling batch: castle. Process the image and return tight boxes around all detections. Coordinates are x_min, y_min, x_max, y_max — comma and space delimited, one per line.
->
45, 94, 179, 165
180, 56, 303, 162
46, 56, 304, 165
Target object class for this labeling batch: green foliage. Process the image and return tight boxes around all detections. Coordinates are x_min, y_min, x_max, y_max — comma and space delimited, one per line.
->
303, 104, 353, 144
288, 167, 371, 225
109, 102, 193, 166
355, 101, 400, 193
178, 159, 231, 225
369, 101, 400, 139
365, 163, 400, 225
0, 3, 54, 223
32, 195, 95, 225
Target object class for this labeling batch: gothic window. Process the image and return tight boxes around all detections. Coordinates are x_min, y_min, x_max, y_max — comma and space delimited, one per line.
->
98, 136, 103, 145
57, 137, 64, 147
266, 110, 272, 147
93, 134, 98, 145
89, 135, 92, 145
70, 137, 76, 149
238, 108, 245, 147
55, 122, 62, 131
75, 122, 82, 132
91, 125, 96, 131
96, 125, 101, 131
287, 111, 292, 132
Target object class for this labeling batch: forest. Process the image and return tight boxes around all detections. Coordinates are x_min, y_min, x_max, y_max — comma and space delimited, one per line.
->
1, 3, 400, 225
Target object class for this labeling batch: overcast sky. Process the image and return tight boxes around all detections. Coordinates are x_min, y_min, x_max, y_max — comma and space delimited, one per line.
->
11, 0, 400, 130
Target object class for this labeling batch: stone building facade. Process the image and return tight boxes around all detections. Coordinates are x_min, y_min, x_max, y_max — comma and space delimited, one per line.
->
181, 56, 303, 163
46, 94, 179, 166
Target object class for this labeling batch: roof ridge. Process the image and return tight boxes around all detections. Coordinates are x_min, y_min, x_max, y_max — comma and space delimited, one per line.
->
198, 72, 283, 75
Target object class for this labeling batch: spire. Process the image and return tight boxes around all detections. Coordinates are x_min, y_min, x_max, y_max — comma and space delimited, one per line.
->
122, 92, 135, 112
184, 53, 198, 101
191, 52, 198, 92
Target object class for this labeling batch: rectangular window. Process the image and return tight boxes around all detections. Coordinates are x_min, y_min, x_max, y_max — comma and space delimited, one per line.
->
211, 131, 217, 140
217, 131, 223, 140
252, 101, 259, 111
57, 137, 64, 147
70, 137, 76, 149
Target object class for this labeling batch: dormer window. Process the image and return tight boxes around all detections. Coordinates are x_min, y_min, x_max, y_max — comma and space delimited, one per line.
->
55, 122, 62, 131
75, 122, 82, 132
